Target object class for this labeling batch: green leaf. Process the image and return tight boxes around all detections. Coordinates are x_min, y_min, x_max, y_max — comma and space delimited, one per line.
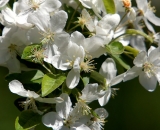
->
5, 70, 44, 84
126, 29, 153, 43
15, 117, 27, 130
103, 0, 116, 14
107, 42, 124, 55
42, 73, 66, 97
18, 110, 41, 129
112, 54, 130, 70
90, 71, 106, 89
21, 44, 43, 63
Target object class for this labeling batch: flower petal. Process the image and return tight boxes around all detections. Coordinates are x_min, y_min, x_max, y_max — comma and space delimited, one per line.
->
56, 93, 72, 119
123, 66, 142, 81
28, 10, 50, 32
66, 67, 80, 89
139, 71, 157, 92
50, 10, 68, 33
9, 80, 27, 97
110, 73, 124, 86
145, 9, 160, 26
42, 112, 63, 130
51, 55, 71, 70
80, 83, 105, 103
133, 51, 147, 67
99, 58, 117, 82
98, 88, 111, 106
71, 122, 90, 130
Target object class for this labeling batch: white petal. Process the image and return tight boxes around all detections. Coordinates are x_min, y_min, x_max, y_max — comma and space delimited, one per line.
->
130, 35, 146, 51
28, 10, 50, 32
42, 112, 63, 130
110, 73, 124, 86
16, 13, 33, 29
1, 7, 16, 25
50, 10, 68, 33
9, 80, 27, 97
71, 122, 90, 130
0, 0, 9, 8
133, 51, 147, 67
85, 36, 106, 58
70, 31, 85, 46
98, 88, 111, 106
43, 43, 56, 64
81, 9, 95, 32
68, 44, 85, 61
143, 18, 155, 33
94, 108, 109, 118
99, 58, 117, 82
66, 68, 80, 89
136, 0, 148, 12
80, 83, 105, 103
56, 93, 72, 119
66, 58, 81, 89
139, 72, 157, 92
145, 9, 160, 26
51, 55, 71, 70
6, 57, 21, 74
123, 66, 142, 81
79, 0, 92, 9
148, 47, 160, 63
40, 0, 61, 12
27, 27, 42, 43
0, 49, 10, 64
26, 90, 39, 98
100, 14, 120, 29
54, 32, 70, 51
154, 68, 160, 84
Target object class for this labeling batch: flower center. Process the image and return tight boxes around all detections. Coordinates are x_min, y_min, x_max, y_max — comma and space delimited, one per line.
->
28, 0, 44, 10
29, 45, 45, 63
40, 29, 55, 44
80, 55, 95, 73
143, 62, 154, 78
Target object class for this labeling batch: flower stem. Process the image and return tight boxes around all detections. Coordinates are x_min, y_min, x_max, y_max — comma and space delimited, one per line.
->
66, 3, 81, 31
42, 64, 53, 74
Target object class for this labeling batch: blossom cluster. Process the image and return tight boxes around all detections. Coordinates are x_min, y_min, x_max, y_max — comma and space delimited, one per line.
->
1, 0, 160, 129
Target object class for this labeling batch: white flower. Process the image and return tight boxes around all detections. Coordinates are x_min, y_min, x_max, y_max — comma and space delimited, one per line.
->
79, 0, 106, 17
42, 93, 90, 130
98, 58, 124, 106
124, 46, 160, 92
9, 80, 63, 112
15, 0, 61, 14
77, 9, 95, 32
0, 0, 9, 8
1, 4, 33, 28
0, 28, 29, 73
51, 32, 88, 89
136, 0, 160, 29
89, 108, 108, 130
28, 10, 69, 63
95, 13, 120, 44
79, 83, 105, 103
76, 83, 105, 115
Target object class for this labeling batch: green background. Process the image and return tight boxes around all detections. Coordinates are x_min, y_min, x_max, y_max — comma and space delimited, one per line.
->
1, 0, 160, 130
